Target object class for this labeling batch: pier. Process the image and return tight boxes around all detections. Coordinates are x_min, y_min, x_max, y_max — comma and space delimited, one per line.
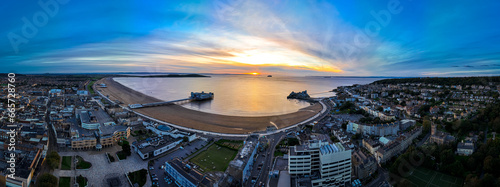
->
128, 92, 213, 109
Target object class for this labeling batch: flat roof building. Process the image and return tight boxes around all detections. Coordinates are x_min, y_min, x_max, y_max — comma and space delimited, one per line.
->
289, 140, 351, 187
164, 158, 217, 187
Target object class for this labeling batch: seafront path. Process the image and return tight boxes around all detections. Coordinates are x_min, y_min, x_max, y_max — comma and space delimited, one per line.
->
95, 78, 328, 138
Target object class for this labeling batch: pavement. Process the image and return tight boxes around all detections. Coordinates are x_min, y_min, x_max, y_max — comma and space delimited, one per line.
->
53, 147, 149, 187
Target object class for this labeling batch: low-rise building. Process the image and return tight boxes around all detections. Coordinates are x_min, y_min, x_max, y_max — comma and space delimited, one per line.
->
352, 150, 377, 180
133, 136, 183, 160
164, 158, 217, 187
456, 140, 474, 156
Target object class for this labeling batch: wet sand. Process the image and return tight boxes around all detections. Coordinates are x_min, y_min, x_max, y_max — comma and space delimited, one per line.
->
95, 77, 322, 134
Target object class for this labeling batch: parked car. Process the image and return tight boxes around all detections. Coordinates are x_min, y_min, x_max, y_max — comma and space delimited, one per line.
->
149, 166, 154, 170
152, 177, 159, 181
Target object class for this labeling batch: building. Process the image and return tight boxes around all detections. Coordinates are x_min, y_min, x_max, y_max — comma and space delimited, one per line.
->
347, 121, 399, 137
164, 158, 217, 187
288, 140, 351, 187
456, 140, 474, 156
133, 135, 183, 160
49, 89, 62, 97
2, 148, 44, 187
375, 127, 422, 164
362, 139, 380, 155
76, 90, 89, 96
352, 150, 377, 180
429, 124, 455, 145
222, 137, 260, 187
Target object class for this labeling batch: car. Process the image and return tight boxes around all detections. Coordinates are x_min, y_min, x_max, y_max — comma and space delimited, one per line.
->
152, 181, 158, 185
257, 167, 262, 170
151, 174, 157, 178
152, 177, 159, 181
160, 165, 165, 169
149, 166, 154, 170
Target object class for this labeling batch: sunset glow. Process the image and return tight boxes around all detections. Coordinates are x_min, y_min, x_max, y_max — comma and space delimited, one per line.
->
2, 1, 499, 76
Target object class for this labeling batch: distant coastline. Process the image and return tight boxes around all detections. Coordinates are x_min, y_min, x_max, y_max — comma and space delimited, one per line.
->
114, 74, 210, 78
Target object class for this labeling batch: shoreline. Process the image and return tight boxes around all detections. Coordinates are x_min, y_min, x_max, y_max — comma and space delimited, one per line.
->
94, 77, 323, 134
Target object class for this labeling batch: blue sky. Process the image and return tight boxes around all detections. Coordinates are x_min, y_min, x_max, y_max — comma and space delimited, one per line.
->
1, 0, 500, 76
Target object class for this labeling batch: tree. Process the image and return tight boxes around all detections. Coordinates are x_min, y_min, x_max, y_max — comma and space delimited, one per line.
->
422, 120, 432, 134
183, 136, 189, 142
484, 156, 494, 173
45, 151, 60, 170
377, 106, 384, 112
121, 141, 131, 156
36, 173, 58, 187
341, 122, 347, 130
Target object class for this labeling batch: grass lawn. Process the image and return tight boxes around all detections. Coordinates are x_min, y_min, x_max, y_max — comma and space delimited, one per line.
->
190, 144, 238, 172
58, 177, 71, 187
75, 156, 92, 169
87, 80, 96, 94
76, 175, 87, 187
406, 167, 463, 187
216, 139, 243, 150
61, 156, 72, 170
128, 169, 147, 187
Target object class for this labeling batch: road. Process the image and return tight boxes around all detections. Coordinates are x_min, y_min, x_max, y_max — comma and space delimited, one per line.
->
246, 132, 285, 187
248, 99, 332, 187
45, 98, 58, 153
366, 167, 390, 187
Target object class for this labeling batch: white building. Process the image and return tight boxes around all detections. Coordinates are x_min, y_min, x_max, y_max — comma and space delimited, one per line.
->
288, 140, 351, 187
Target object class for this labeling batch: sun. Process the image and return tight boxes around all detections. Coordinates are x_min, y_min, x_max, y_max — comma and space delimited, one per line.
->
249, 72, 260, 75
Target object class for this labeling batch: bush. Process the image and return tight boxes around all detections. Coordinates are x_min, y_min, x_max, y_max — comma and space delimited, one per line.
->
76, 175, 87, 187
117, 151, 127, 160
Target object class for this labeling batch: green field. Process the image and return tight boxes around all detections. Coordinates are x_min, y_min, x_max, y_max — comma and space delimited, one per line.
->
406, 167, 463, 187
61, 156, 72, 170
87, 80, 96, 94
58, 177, 71, 187
190, 144, 238, 172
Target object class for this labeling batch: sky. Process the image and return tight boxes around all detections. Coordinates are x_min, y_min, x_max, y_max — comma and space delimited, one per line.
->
1, 0, 500, 76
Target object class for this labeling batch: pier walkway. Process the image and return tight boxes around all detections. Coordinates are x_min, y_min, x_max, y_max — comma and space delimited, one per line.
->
129, 98, 191, 108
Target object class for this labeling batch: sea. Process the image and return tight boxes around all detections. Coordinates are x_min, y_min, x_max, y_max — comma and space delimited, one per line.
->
114, 75, 384, 116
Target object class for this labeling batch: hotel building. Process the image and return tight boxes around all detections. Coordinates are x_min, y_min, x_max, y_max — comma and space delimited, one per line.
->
288, 140, 351, 187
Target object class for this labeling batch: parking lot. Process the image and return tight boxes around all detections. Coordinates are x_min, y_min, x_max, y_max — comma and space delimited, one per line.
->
148, 139, 208, 186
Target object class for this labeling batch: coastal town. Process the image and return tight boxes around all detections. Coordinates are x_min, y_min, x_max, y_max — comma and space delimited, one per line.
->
1, 74, 500, 187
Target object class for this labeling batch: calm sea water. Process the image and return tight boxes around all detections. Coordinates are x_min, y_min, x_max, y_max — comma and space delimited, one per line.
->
114, 75, 383, 116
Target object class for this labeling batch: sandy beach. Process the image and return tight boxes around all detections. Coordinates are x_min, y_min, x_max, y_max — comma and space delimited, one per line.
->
95, 77, 322, 134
